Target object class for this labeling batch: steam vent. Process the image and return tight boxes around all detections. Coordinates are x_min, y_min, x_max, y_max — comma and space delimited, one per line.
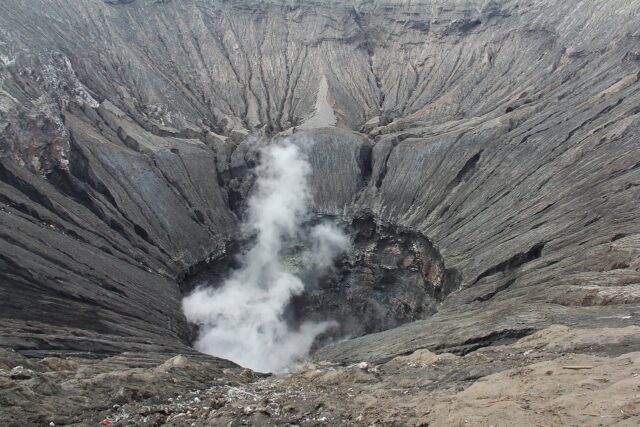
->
1, 0, 640, 425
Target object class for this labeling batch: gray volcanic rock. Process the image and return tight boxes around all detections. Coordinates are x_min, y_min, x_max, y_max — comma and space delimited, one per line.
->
0, 0, 638, 379
291, 128, 372, 214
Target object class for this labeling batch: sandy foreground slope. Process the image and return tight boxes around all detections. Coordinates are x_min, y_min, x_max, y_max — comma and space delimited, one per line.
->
2, 324, 639, 426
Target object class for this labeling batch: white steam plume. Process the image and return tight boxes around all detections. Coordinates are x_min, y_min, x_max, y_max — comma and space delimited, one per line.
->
304, 222, 350, 271
182, 140, 348, 372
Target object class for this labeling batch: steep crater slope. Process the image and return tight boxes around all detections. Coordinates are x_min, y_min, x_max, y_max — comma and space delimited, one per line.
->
0, 0, 639, 368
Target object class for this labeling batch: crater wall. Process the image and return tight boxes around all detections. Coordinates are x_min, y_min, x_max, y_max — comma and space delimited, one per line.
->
0, 0, 639, 362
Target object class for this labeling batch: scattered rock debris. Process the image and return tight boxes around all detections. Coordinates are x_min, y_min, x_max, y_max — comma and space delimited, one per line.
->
1, 326, 639, 425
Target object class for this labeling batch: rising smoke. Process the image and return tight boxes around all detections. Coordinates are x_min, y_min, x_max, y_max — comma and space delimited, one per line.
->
182, 140, 349, 372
